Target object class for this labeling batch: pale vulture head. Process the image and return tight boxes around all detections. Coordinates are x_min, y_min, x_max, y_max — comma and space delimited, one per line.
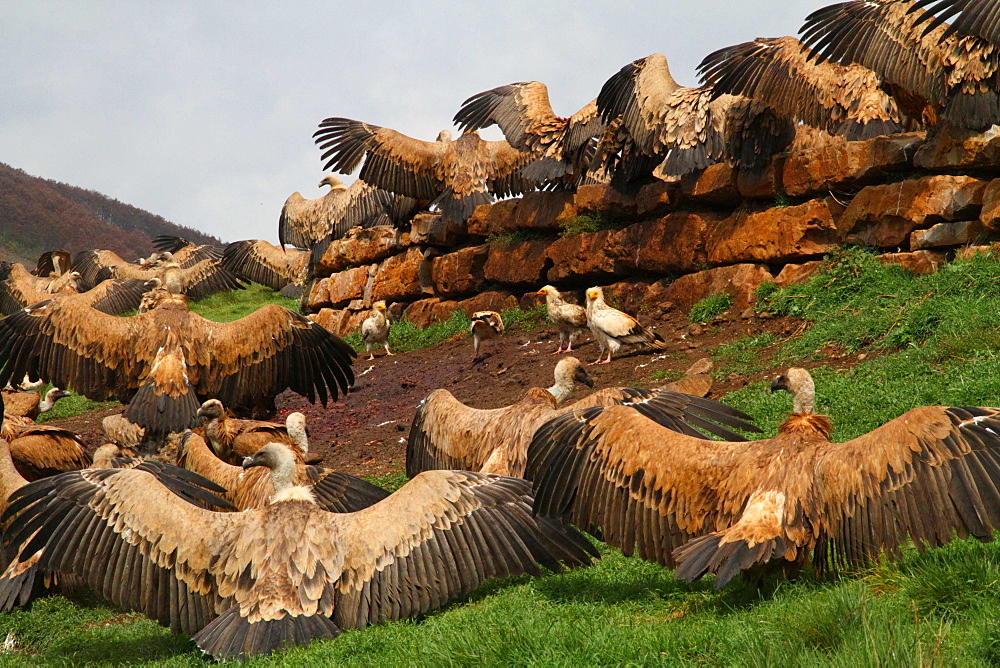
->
436, 130, 453, 142
196, 399, 225, 422
554, 357, 594, 388
319, 174, 346, 190
770, 367, 816, 415
243, 442, 315, 503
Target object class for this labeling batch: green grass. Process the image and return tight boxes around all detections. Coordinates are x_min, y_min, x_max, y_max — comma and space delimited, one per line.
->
650, 368, 684, 382
688, 292, 733, 323
557, 212, 625, 237
188, 283, 299, 322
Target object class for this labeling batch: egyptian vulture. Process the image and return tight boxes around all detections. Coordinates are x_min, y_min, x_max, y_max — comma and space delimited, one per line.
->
537, 285, 588, 354
406, 356, 758, 479
698, 36, 908, 139
453, 81, 604, 185
73, 249, 244, 300
0, 293, 356, 439
595, 53, 794, 190
1, 387, 71, 420
529, 366, 1000, 589
0, 443, 597, 659
360, 300, 392, 360
799, 0, 1000, 131
585, 286, 665, 364
314, 118, 539, 224
195, 398, 311, 464
0, 261, 151, 317
221, 239, 311, 290
911, 0, 1000, 44
279, 175, 417, 250
470, 310, 504, 362
177, 432, 388, 511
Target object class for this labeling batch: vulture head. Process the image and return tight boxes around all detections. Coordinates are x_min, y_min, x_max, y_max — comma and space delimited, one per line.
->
196, 399, 226, 423
39, 387, 72, 413
436, 130, 453, 142
537, 285, 560, 301
243, 442, 315, 503
319, 174, 346, 190
770, 367, 816, 415
284, 412, 309, 452
373, 300, 388, 313
585, 287, 605, 310
549, 357, 595, 404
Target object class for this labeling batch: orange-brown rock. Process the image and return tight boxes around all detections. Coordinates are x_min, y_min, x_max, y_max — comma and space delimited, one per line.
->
664, 264, 774, 313
309, 264, 372, 309
599, 281, 653, 316
877, 250, 947, 275
979, 179, 1000, 231
910, 220, 985, 250
484, 239, 551, 286
307, 307, 368, 339
431, 245, 488, 298
706, 198, 844, 265
518, 290, 547, 311
782, 132, 925, 198
913, 127, 1000, 171
737, 160, 780, 200
840, 175, 986, 248
456, 291, 518, 316
635, 181, 677, 218
573, 184, 638, 219
681, 163, 740, 206
612, 212, 714, 275
315, 226, 408, 275
409, 212, 466, 246
370, 248, 430, 303
467, 191, 575, 237
403, 298, 461, 328
774, 261, 823, 287
955, 245, 998, 261
545, 228, 619, 283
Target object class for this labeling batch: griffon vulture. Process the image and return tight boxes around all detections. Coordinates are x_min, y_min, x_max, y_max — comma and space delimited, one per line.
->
585, 286, 665, 364
0, 261, 151, 316
454, 81, 604, 185
529, 366, 1000, 589
0, 294, 356, 439
279, 175, 417, 250
314, 118, 539, 224
1, 387, 71, 420
195, 398, 310, 464
0, 444, 597, 659
151, 235, 225, 267
360, 300, 392, 360
73, 249, 244, 300
799, 0, 1000, 131
470, 310, 504, 362
537, 285, 588, 354
698, 36, 908, 139
33, 250, 72, 278
221, 239, 311, 290
1, 415, 89, 480
406, 356, 758, 479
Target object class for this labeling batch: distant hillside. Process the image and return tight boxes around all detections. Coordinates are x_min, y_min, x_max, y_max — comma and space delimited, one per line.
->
0, 162, 220, 266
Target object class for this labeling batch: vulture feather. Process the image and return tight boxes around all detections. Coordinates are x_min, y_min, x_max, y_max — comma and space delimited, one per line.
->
911, 0, 1000, 44
74, 249, 244, 299
0, 414, 89, 481
585, 286, 665, 364
221, 239, 311, 290
0, 444, 597, 659
529, 366, 1000, 588
698, 36, 908, 139
799, 0, 1000, 130
151, 235, 225, 267
0, 261, 151, 316
1, 387, 70, 420
195, 398, 311, 464
360, 301, 392, 360
314, 118, 538, 223
406, 356, 759, 479
0, 295, 355, 439
537, 285, 588, 354
279, 174, 417, 250
454, 81, 604, 185
33, 250, 72, 278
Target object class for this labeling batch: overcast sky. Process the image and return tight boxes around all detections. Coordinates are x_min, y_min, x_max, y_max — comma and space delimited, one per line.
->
2, 2, 833, 245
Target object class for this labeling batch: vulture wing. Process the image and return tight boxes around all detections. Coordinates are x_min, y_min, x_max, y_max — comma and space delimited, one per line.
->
72, 249, 133, 289
34, 250, 72, 277
9, 425, 90, 480
73, 278, 151, 315
171, 258, 245, 300
698, 35, 905, 140
279, 179, 402, 250
911, 0, 1000, 43
222, 239, 309, 290
0, 263, 52, 316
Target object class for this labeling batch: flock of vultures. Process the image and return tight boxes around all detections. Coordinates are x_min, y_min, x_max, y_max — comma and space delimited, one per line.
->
0, 0, 999, 661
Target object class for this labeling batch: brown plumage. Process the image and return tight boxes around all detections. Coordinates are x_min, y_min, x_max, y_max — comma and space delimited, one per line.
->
1, 387, 71, 420
33, 250, 72, 278
585, 286, 665, 364
221, 239, 311, 290
0, 260, 152, 316
279, 175, 417, 250
1, 417, 89, 481
470, 310, 504, 362
73, 249, 244, 299
698, 36, 908, 139
911, 0, 1000, 44
537, 285, 588, 354
177, 433, 388, 511
660, 358, 715, 398
529, 366, 1000, 589
406, 356, 758, 479
195, 399, 309, 464
0, 295, 355, 439
454, 81, 603, 185
0, 444, 597, 659
151, 235, 224, 267
314, 118, 538, 223
101, 413, 146, 449
800, 0, 1000, 130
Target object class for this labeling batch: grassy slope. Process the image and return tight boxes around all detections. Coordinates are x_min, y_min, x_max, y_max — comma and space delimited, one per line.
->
10, 250, 1000, 664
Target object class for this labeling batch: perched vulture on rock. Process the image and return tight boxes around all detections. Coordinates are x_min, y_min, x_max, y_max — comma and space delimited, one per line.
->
221, 239, 311, 290
406, 356, 758, 479
529, 366, 1000, 589
537, 285, 588, 354
698, 36, 908, 139
799, 0, 1000, 131
910, 0, 1000, 44
454, 81, 604, 185
279, 174, 417, 250
0, 444, 597, 659
195, 398, 312, 464
314, 118, 538, 223
360, 300, 392, 360
73, 250, 244, 299
470, 310, 504, 362
585, 286, 665, 364
0, 261, 151, 316
0, 294, 355, 439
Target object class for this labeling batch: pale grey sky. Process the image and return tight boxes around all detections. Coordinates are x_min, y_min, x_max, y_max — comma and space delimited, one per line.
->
2, 2, 832, 244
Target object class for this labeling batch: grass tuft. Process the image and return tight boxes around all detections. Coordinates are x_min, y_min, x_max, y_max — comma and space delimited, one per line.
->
688, 292, 733, 323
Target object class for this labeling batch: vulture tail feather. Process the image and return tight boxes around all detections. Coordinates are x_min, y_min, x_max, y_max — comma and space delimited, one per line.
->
673, 532, 795, 589
122, 381, 200, 439
192, 606, 341, 660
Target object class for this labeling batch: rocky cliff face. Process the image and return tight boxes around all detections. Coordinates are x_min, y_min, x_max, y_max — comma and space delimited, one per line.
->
304, 129, 1000, 336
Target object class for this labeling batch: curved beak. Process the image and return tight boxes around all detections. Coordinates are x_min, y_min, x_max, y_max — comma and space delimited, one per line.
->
770, 376, 788, 393
575, 365, 595, 388
242, 454, 260, 470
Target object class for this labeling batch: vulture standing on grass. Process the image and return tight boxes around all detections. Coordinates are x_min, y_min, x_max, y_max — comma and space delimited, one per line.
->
406, 356, 758, 479
0, 261, 152, 316
0, 443, 597, 660
453, 81, 604, 186
314, 118, 539, 224
0, 292, 356, 439
537, 285, 588, 354
585, 286, 665, 364
470, 310, 504, 362
697, 36, 909, 139
529, 366, 1000, 588
360, 300, 392, 360
177, 432, 387, 511
279, 175, 417, 250
799, 0, 1000, 131
221, 239, 311, 290
195, 399, 312, 465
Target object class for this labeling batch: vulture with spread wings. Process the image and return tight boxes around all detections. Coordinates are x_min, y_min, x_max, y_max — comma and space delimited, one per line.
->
73, 249, 243, 299
0, 295, 355, 438
279, 174, 417, 250
800, 0, 1000, 131
0, 261, 150, 316
698, 36, 908, 139
151, 235, 225, 266
221, 239, 311, 290
314, 118, 538, 223
529, 367, 1000, 588
453, 81, 604, 185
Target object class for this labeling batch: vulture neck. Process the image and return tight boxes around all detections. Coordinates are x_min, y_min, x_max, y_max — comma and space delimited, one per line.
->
547, 370, 576, 405
37, 389, 61, 413
779, 376, 832, 439
791, 379, 816, 415
268, 451, 315, 505
0, 440, 26, 498
286, 422, 308, 453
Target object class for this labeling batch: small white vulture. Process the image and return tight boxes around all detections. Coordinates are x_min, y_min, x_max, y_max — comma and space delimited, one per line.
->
360, 300, 392, 360
585, 286, 665, 364
537, 285, 588, 354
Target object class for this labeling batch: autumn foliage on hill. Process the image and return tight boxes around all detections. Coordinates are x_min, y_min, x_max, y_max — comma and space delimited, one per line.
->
0, 162, 219, 264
